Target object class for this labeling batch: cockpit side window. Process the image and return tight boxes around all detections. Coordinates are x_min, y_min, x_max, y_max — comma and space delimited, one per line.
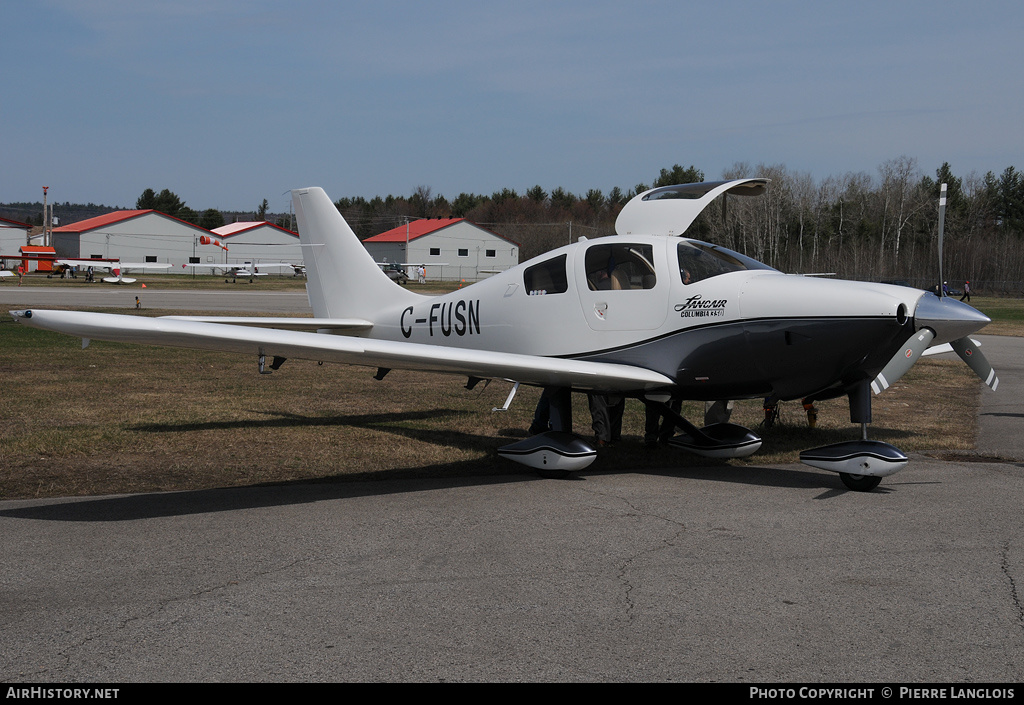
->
524, 254, 568, 295
677, 241, 772, 285
584, 244, 656, 291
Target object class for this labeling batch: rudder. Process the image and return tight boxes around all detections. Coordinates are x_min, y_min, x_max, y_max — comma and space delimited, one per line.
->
292, 187, 420, 320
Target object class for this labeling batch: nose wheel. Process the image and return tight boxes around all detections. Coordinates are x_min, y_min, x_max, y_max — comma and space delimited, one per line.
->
839, 473, 882, 492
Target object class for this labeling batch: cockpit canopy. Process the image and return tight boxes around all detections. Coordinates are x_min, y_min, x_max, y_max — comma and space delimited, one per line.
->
522, 235, 774, 296
677, 240, 774, 285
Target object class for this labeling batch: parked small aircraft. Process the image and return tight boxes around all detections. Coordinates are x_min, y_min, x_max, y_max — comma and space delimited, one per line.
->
11, 180, 996, 491
55, 259, 173, 284
375, 261, 448, 284
185, 262, 304, 280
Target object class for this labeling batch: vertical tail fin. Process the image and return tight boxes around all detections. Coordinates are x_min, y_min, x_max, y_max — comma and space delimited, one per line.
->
292, 187, 419, 320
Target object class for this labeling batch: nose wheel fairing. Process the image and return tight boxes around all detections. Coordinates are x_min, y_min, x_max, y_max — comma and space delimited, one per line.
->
799, 441, 909, 477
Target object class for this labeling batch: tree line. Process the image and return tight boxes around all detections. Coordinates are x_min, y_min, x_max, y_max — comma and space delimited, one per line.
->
7, 158, 1024, 293
0, 191, 283, 234
334, 159, 1024, 294
135, 189, 283, 232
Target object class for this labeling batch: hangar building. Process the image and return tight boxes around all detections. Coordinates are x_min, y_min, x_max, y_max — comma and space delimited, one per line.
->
51, 210, 219, 270
0, 215, 33, 254
211, 221, 302, 266
51, 211, 301, 272
362, 218, 518, 282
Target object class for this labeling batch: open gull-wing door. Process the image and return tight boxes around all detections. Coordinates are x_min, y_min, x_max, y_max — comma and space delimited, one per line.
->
615, 179, 770, 237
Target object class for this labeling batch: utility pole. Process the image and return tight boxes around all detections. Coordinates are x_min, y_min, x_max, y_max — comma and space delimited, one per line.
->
42, 186, 49, 247
405, 217, 411, 279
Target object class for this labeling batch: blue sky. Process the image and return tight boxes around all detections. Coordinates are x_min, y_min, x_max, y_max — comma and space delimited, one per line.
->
4, 1, 1023, 213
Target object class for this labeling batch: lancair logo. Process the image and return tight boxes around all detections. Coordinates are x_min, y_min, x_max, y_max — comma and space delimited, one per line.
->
674, 294, 728, 318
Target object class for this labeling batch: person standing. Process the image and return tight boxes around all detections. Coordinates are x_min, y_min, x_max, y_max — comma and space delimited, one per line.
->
960, 280, 971, 302
588, 394, 624, 446
530, 386, 572, 434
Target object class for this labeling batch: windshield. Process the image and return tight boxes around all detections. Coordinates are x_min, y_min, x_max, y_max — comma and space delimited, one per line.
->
677, 240, 773, 285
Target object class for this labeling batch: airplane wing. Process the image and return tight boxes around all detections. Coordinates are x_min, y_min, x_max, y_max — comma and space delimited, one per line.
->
186, 262, 295, 269
10, 309, 673, 392
244, 263, 303, 270
57, 259, 115, 271
185, 263, 299, 276
377, 262, 449, 266
57, 260, 173, 271
163, 315, 373, 332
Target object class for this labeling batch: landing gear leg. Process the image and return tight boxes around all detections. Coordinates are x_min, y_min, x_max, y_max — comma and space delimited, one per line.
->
838, 416, 882, 492
645, 398, 762, 459
838, 385, 882, 490
534, 387, 576, 478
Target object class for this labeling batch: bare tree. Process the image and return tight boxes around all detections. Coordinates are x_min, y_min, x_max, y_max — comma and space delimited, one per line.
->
878, 155, 923, 270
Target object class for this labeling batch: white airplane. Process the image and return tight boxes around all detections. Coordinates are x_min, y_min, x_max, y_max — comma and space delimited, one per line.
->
185, 262, 304, 279
10, 180, 996, 491
56, 259, 173, 284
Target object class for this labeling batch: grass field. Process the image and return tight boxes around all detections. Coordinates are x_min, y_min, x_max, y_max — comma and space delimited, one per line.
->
1, 293, 1016, 500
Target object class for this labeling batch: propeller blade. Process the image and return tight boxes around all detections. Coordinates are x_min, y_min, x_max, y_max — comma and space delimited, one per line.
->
871, 329, 936, 394
951, 337, 999, 391
937, 183, 946, 296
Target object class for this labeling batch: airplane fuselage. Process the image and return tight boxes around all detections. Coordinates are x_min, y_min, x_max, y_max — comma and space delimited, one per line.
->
352, 234, 923, 401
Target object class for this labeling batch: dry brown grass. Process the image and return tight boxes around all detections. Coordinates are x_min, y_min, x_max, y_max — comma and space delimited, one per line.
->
0, 310, 986, 500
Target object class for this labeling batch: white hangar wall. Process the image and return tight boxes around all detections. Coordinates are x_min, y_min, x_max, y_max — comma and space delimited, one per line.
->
363, 220, 519, 282
54, 211, 217, 269
0, 218, 31, 255
51, 213, 303, 273
365, 242, 407, 267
